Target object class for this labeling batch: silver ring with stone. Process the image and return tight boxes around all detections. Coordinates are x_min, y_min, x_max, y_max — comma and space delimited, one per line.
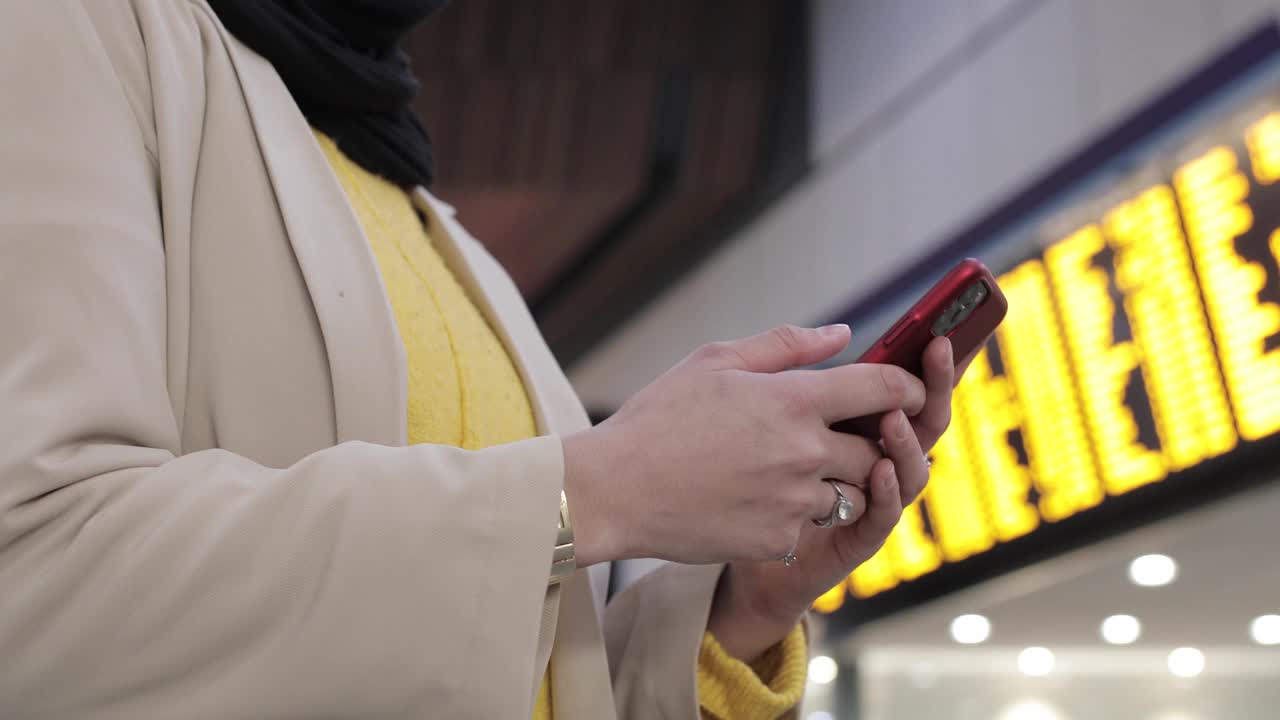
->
780, 551, 798, 566
813, 480, 855, 528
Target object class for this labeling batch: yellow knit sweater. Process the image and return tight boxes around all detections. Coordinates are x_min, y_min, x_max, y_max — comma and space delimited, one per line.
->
315, 131, 806, 719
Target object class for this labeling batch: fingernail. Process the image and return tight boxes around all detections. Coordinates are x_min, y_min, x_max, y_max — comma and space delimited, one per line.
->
942, 338, 953, 364
896, 411, 911, 441
883, 465, 898, 492
818, 323, 849, 337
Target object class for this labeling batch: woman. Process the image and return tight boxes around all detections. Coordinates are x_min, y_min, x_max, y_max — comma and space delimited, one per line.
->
0, 2, 964, 718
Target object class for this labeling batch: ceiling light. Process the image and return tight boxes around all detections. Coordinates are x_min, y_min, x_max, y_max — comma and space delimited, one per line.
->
1250, 615, 1280, 645
1101, 614, 1142, 644
1017, 647, 1055, 676
808, 655, 838, 685
1167, 647, 1205, 678
806, 713, 834, 720
1129, 554, 1178, 587
950, 614, 992, 644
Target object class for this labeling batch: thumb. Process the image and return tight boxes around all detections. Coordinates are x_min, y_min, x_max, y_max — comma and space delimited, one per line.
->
711, 324, 851, 373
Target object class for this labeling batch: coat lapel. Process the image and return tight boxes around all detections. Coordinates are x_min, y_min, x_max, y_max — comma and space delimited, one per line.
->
411, 189, 583, 438
224, 29, 614, 717
413, 189, 615, 601
414, 191, 617, 720
219, 29, 408, 448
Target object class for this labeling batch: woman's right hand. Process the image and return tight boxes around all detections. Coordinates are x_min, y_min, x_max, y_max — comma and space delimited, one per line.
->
562, 324, 926, 567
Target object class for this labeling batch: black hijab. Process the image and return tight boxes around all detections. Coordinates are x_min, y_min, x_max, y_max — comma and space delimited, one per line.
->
209, 0, 447, 188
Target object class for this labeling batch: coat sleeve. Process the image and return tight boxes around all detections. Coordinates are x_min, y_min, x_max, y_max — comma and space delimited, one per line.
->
0, 4, 561, 718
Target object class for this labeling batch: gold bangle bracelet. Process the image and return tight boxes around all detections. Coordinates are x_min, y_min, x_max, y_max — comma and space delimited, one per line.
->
549, 491, 576, 585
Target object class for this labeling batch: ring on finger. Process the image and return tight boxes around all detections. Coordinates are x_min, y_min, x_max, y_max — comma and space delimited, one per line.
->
777, 541, 800, 566
812, 480, 855, 528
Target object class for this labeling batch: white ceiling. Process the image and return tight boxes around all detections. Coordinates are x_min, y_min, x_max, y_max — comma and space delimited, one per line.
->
803, 478, 1280, 720
824, 476, 1280, 652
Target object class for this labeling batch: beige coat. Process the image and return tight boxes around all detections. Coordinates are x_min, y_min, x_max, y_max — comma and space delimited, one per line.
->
0, 2, 723, 717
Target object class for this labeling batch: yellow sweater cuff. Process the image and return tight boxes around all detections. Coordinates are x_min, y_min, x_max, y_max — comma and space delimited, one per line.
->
697, 624, 807, 720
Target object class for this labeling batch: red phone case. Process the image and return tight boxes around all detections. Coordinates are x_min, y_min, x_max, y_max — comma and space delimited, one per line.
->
831, 258, 1007, 436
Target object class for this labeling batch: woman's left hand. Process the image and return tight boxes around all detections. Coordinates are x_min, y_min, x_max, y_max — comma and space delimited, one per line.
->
706, 336, 970, 663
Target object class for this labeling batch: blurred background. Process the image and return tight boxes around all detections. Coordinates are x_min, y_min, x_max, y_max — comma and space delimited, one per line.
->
408, 2, 1280, 718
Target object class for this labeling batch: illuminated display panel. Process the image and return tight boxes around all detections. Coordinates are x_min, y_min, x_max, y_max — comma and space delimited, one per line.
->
817, 28, 1280, 625
996, 260, 1103, 522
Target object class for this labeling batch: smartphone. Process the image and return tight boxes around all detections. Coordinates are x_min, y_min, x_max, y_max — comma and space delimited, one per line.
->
831, 258, 1007, 435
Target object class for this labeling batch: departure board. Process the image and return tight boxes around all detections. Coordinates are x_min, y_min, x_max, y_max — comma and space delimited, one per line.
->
815, 42, 1280, 622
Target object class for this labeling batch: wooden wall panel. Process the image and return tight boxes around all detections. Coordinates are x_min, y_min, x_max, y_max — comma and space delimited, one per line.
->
406, 0, 792, 358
